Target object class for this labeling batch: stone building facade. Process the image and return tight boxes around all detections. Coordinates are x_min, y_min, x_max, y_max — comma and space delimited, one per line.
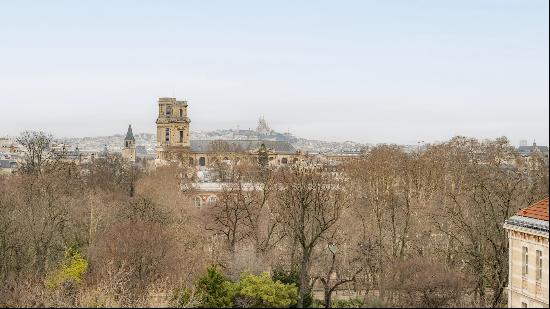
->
504, 197, 549, 308
154, 97, 302, 166
155, 97, 191, 161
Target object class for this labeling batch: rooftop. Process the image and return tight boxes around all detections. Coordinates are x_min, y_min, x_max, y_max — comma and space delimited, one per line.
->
505, 215, 549, 234
190, 140, 297, 154
0, 159, 17, 169
517, 145, 549, 153
158, 97, 188, 105
503, 197, 549, 235
517, 197, 549, 221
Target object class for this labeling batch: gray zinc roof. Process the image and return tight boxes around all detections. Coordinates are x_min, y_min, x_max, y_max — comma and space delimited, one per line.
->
504, 215, 549, 234
0, 159, 17, 169
517, 145, 549, 153
190, 140, 297, 154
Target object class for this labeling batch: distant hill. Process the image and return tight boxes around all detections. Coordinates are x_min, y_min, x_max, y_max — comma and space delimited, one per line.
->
52, 116, 368, 154
58, 129, 369, 155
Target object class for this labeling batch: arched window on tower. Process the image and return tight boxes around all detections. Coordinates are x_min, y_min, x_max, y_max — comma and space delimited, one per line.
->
166, 105, 172, 116
165, 128, 170, 143
179, 109, 183, 117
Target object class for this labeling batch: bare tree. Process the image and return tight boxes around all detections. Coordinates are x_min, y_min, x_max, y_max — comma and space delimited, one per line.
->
315, 243, 363, 308
345, 145, 410, 299
239, 164, 284, 254
205, 184, 249, 253
86, 153, 141, 197
16, 131, 60, 175
430, 136, 534, 307
385, 258, 465, 307
205, 162, 284, 256
276, 166, 349, 308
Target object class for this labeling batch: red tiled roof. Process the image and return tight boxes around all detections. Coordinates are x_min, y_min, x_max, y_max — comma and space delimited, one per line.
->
517, 197, 549, 221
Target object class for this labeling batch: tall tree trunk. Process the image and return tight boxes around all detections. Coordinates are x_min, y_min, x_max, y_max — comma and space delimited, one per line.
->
298, 251, 311, 308
324, 285, 332, 308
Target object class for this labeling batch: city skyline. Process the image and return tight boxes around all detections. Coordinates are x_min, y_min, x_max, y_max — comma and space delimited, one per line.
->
1, 0, 548, 145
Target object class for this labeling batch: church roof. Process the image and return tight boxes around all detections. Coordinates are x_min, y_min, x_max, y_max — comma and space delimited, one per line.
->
517, 145, 548, 153
190, 140, 297, 154
125, 125, 135, 141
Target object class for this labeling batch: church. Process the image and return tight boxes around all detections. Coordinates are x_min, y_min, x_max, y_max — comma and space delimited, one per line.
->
122, 97, 302, 167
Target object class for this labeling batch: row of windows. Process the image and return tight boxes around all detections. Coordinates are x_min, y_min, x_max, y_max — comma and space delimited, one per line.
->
194, 196, 218, 208
164, 128, 187, 143
521, 246, 543, 281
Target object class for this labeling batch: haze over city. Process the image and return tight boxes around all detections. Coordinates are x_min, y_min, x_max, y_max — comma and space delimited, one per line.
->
1, 0, 548, 145
1, 2, 549, 309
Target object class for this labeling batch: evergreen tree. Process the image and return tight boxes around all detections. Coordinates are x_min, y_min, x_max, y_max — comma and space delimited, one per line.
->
258, 143, 269, 168
195, 266, 234, 308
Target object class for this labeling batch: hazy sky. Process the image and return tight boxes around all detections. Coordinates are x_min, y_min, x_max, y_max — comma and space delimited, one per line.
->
1, 0, 548, 145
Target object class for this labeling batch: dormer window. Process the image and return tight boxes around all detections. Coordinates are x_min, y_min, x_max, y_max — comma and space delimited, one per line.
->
166, 105, 172, 116
179, 109, 183, 117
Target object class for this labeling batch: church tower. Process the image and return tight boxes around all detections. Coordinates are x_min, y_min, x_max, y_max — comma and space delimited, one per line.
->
155, 97, 191, 160
122, 124, 136, 162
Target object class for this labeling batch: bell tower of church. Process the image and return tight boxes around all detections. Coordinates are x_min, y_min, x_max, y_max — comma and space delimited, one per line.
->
122, 124, 136, 162
155, 97, 191, 160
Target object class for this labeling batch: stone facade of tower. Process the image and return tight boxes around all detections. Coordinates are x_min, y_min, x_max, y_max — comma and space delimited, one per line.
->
155, 97, 191, 160
122, 124, 136, 162
154, 96, 303, 166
